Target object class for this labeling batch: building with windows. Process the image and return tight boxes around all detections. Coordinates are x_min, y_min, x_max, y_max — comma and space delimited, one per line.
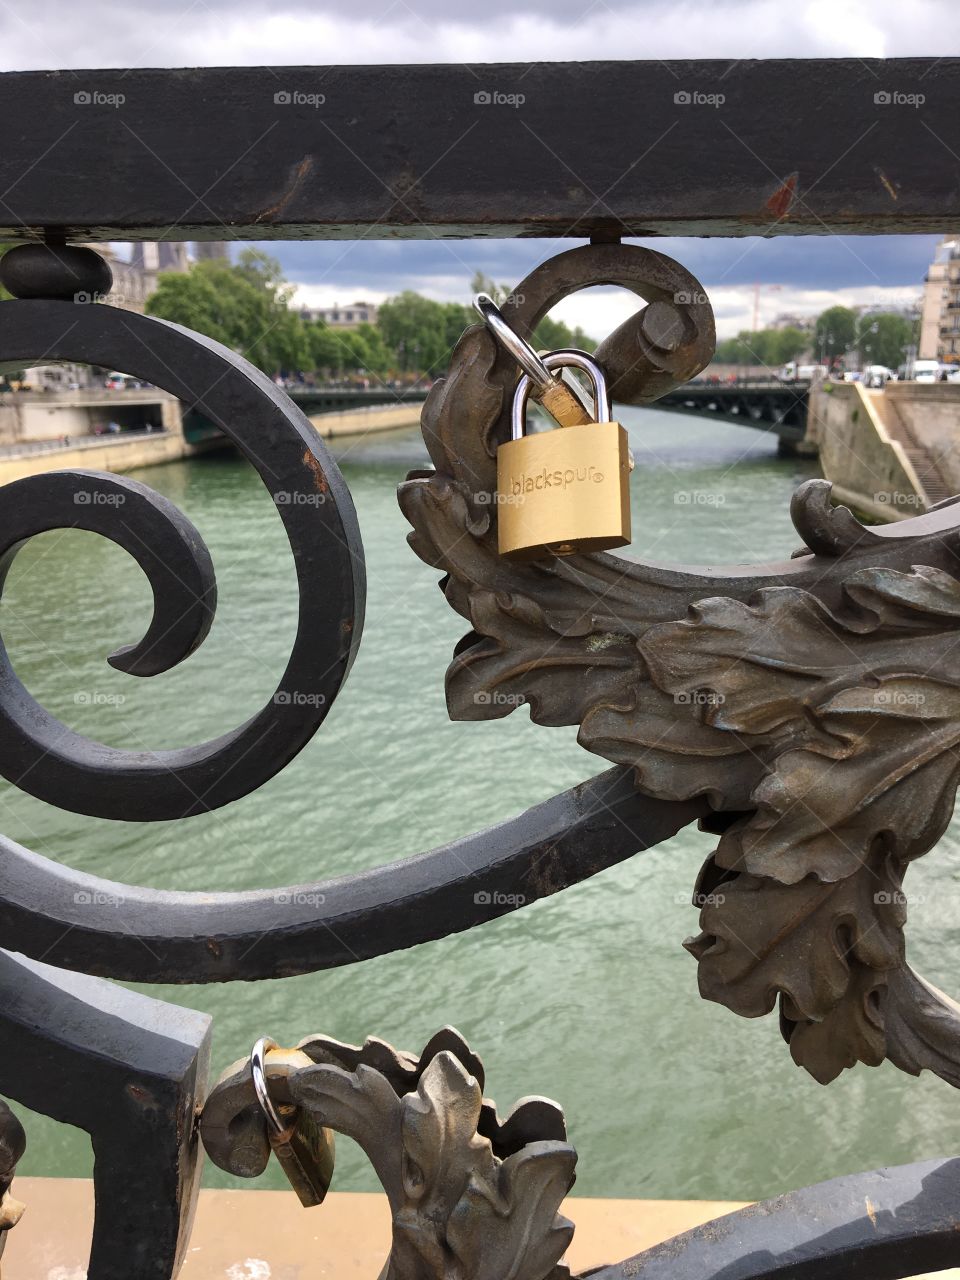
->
920, 235, 960, 365
300, 301, 378, 328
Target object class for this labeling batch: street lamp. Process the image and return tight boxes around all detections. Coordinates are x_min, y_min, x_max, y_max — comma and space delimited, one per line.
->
848, 318, 879, 370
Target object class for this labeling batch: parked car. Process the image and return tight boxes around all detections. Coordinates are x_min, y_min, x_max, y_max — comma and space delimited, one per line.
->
864, 365, 897, 388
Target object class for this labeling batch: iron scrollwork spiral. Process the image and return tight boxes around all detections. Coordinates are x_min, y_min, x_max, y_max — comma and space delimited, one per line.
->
0, 242, 717, 985
0, 296, 365, 821
0, 252, 701, 986
0, 258, 369, 1275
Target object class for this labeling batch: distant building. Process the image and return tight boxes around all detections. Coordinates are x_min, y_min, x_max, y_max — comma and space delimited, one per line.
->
94, 242, 231, 313
79, 242, 200, 314
920, 235, 960, 365
300, 301, 378, 329
771, 312, 815, 332
193, 242, 232, 262
74, 243, 188, 314
90, 244, 153, 312
129, 242, 190, 290
854, 300, 921, 322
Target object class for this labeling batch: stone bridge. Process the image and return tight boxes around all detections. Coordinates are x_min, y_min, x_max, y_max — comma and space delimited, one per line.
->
653, 377, 811, 449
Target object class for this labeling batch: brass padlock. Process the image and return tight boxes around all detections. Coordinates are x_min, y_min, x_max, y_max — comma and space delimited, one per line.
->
250, 1037, 334, 1207
497, 349, 632, 560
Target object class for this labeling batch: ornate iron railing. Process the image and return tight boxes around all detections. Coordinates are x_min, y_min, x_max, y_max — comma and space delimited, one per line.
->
0, 57, 959, 1280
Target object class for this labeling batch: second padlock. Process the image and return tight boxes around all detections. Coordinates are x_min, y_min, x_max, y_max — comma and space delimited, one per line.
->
496, 349, 632, 560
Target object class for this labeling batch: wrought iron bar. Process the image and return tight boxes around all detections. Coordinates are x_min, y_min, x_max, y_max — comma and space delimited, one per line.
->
0, 61, 954, 239
0, 130, 958, 1279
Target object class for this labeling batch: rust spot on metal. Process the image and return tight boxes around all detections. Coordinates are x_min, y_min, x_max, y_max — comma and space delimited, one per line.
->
125, 1083, 160, 1109
303, 449, 328, 492
765, 172, 799, 218
256, 156, 314, 223
876, 169, 899, 201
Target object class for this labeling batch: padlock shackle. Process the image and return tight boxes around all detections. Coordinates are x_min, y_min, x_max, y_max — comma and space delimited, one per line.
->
511, 349, 611, 441
250, 1036, 286, 1137
473, 293, 556, 393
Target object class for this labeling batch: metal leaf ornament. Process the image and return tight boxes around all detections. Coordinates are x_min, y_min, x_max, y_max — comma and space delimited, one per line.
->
400, 249, 960, 1090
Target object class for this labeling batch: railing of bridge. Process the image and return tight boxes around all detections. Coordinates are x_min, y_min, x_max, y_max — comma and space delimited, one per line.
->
689, 375, 811, 386
0, 426, 169, 459
0, 56, 959, 1280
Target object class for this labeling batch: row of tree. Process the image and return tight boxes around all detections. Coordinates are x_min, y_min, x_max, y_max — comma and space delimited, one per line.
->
813, 305, 918, 368
142, 254, 925, 378
714, 305, 919, 371
714, 326, 809, 367
145, 255, 595, 380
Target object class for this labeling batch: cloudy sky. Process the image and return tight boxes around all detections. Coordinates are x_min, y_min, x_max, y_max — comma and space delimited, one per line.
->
0, 0, 954, 337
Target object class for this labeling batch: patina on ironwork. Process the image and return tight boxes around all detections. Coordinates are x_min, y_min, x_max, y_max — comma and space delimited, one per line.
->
0, 161, 959, 1279
399, 240, 960, 1094
201, 1028, 576, 1280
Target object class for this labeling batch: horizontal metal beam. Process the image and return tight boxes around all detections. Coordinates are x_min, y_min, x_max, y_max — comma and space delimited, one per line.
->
0, 60, 955, 240
589, 1157, 960, 1280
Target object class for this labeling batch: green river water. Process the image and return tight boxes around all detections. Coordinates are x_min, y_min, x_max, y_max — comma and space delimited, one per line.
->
6, 405, 960, 1202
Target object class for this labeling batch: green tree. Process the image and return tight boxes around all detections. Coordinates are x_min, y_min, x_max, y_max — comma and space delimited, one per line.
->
306, 321, 391, 377
772, 327, 810, 364
713, 325, 810, 367
334, 327, 377, 375
713, 335, 742, 363
748, 330, 779, 365
352, 322, 390, 373
469, 270, 596, 352
470, 271, 513, 303
857, 312, 917, 369
146, 249, 310, 375
307, 321, 343, 373
376, 291, 473, 373
715, 330, 772, 366
233, 247, 296, 303
532, 313, 597, 354
814, 306, 856, 360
